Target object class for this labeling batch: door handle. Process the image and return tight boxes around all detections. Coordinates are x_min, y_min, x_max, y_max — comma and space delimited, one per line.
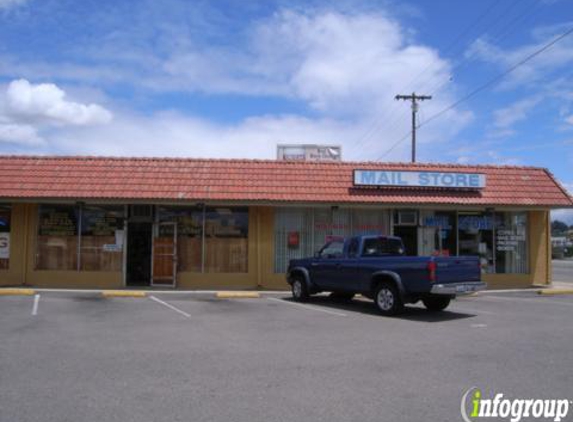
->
310, 263, 318, 267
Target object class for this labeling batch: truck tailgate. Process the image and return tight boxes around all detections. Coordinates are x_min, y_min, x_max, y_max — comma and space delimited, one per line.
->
435, 256, 481, 283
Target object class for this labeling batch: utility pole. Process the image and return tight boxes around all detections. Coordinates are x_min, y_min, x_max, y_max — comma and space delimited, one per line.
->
395, 92, 432, 163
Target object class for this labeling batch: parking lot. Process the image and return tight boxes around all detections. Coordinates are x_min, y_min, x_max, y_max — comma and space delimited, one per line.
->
1, 289, 573, 422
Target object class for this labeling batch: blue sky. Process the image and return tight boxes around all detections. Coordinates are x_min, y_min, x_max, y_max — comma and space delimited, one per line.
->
0, 0, 572, 221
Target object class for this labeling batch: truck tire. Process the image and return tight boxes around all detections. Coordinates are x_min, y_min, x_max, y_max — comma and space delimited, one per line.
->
374, 282, 404, 316
291, 276, 310, 302
422, 296, 451, 312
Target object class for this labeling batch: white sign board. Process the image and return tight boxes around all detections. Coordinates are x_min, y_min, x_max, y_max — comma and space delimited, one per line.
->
354, 170, 486, 189
0, 233, 9, 259
102, 244, 122, 252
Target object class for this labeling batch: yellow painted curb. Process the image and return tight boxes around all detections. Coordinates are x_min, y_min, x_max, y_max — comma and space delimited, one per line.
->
538, 289, 573, 296
102, 291, 147, 298
216, 291, 260, 299
0, 288, 35, 296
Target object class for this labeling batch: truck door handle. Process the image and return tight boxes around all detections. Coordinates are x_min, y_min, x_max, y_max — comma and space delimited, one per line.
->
310, 263, 318, 267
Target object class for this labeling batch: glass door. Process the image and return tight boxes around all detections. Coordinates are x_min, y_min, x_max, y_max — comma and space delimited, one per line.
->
151, 222, 177, 287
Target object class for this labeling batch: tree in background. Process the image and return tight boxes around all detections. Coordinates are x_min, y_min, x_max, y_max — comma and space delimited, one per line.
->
552, 220, 570, 236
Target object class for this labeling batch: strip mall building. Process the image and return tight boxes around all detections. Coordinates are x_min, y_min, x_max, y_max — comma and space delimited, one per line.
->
0, 156, 571, 290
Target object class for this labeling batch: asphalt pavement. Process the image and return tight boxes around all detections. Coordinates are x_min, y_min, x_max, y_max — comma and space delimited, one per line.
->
553, 259, 573, 284
1, 290, 573, 422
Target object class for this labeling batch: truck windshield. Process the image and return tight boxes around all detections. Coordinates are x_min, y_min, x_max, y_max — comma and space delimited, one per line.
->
319, 240, 345, 258
362, 238, 404, 257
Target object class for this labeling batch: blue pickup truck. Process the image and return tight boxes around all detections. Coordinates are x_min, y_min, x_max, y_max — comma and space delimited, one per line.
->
286, 235, 486, 315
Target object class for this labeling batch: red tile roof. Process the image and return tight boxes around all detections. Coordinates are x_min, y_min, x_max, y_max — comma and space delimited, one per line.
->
0, 155, 571, 208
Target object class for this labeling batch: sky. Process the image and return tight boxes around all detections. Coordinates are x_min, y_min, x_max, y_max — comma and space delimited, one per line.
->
0, 0, 572, 222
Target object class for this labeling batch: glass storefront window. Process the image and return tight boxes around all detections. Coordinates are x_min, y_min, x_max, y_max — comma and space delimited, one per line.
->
420, 211, 456, 256
37, 205, 79, 270
495, 212, 528, 274
80, 205, 125, 271
351, 209, 389, 236
274, 208, 315, 274
158, 206, 203, 272
204, 207, 249, 273
274, 207, 389, 273
458, 212, 495, 273
0, 205, 10, 270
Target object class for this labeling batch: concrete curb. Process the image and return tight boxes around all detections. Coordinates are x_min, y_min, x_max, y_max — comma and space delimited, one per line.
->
0, 288, 35, 296
101, 291, 147, 298
29, 288, 286, 295
538, 289, 573, 296
216, 291, 261, 299
477, 288, 545, 294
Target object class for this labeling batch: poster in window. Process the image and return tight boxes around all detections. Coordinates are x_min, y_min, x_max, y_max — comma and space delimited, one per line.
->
287, 231, 300, 249
0, 233, 9, 259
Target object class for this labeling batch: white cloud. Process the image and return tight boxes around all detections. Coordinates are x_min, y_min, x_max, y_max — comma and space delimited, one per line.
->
0, 123, 43, 145
561, 182, 573, 195
46, 111, 357, 159
0, 10, 462, 122
5, 79, 112, 126
0, 0, 27, 10
159, 10, 457, 119
466, 22, 573, 88
552, 208, 573, 225
0, 10, 473, 161
493, 97, 541, 129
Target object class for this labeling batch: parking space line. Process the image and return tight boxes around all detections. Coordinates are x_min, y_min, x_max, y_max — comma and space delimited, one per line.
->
32, 294, 40, 316
267, 297, 347, 317
149, 295, 191, 318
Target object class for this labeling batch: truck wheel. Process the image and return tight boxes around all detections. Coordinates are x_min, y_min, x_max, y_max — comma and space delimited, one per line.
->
330, 292, 355, 301
422, 296, 451, 312
291, 277, 310, 302
374, 283, 403, 316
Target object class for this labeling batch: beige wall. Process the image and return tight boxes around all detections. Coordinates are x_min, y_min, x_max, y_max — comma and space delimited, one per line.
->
0, 204, 552, 290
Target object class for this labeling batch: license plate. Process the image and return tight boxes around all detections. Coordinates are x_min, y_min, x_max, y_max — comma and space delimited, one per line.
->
456, 285, 469, 293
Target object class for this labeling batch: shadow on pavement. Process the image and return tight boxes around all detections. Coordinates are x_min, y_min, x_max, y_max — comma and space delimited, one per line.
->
278, 295, 477, 322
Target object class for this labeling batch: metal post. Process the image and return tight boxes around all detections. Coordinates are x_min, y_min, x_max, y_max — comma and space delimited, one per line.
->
395, 92, 432, 163
201, 204, 206, 273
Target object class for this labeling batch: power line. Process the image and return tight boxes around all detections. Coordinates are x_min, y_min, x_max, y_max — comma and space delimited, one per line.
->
355, 0, 527, 160
352, 0, 503, 155
420, 25, 573, 129
375, 24, 573, 161
424, 0, 542, 98
376, 131, 413, 161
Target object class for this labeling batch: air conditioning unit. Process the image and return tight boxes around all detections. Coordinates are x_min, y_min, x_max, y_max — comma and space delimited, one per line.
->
396, 210, 418, 226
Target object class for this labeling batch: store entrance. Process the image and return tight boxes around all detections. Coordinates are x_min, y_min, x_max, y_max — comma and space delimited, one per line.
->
126, 222, 153, 286
394, 226, 418, 256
